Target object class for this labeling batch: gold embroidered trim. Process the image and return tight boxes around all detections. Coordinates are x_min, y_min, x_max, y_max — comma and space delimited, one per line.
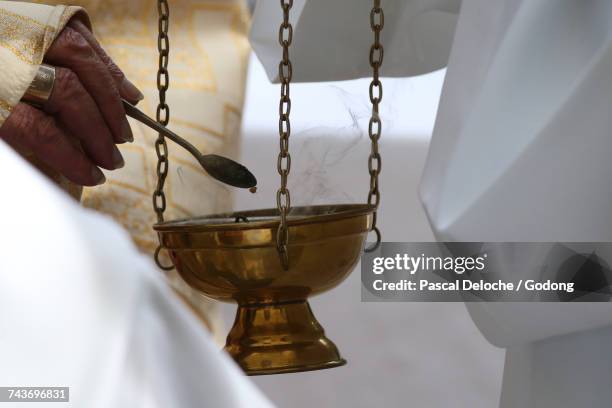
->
58, 8, 75, 30
0, 8, 49, 64
0, 7, 46, 28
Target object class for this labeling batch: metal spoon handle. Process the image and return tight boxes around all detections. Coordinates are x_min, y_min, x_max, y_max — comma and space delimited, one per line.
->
122, 99, 202, 160
123, 99, 257, 189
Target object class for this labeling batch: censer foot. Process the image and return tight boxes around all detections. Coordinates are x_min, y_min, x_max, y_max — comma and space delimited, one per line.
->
225, 301, 346, 375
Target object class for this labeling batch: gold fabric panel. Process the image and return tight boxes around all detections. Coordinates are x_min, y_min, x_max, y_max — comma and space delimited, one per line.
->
29, 0, 251, 340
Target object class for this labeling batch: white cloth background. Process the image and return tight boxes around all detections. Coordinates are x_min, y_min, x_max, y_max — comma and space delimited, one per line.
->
250, 0, 612, 406
250, 0, 460, 82
0, 140, 272, 408
421, 0, 612, 344
419, 1, 612, 406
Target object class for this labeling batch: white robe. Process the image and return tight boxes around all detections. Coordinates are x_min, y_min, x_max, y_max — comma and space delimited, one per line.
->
420, 1, 612, 407
251, 1, 612, 407
0, 140, 273, 408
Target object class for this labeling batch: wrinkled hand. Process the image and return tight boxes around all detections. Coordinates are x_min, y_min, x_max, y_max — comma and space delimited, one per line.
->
0, 18, 143, 186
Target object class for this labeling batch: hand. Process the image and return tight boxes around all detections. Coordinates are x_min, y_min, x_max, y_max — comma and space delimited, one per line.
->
0, 18, 144, 186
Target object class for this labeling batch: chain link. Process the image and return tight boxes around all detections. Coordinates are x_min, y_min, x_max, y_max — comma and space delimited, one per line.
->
365, 0, 384, 253
153, 0, 174, 270
276, 0, 293, 270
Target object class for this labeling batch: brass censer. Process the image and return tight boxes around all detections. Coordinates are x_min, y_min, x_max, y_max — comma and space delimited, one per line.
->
150, 0, 386, 375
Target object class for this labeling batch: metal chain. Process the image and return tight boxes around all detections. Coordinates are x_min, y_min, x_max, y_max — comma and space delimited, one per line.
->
276, 0, 293, 270
153, 0, 174, 270
364, 0, 384, 252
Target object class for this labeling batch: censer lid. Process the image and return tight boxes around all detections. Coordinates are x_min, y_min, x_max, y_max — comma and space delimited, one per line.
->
153, 204, 375, 232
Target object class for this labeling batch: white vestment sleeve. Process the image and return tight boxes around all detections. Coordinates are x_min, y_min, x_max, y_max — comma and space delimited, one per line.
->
0, 140, 274, 408
250, 0, 461, 83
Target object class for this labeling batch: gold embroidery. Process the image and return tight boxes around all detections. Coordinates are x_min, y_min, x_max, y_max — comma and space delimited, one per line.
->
81, 0, 215, 91
0, 6, 81, 65
133, 236, 157, 253
170, 117, 224, 139
0, 8, 49, 64
58, 7, 78, 31
0, 7, 47, 28
107, 179, 149, 196
62, 0, 247, 263
0, 99, 13, 113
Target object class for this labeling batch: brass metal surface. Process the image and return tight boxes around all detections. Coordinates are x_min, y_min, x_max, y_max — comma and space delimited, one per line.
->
154, 204, 374, 374
227, 301, 346, 375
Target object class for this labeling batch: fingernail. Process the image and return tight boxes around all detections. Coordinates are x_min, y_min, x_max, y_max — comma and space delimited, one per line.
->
121, 78, 144, 102
112, 147, 125, 169
121, 120, 134, 142
93, 168, 106, 185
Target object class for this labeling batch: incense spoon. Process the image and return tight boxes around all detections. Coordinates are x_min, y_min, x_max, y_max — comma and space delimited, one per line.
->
122, 99, 257, 189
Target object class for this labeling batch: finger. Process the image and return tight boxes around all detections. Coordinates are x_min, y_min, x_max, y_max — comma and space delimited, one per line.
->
44, 67, 124, 171
0, 103, 106, 186
68, 19, 143, 104
45, 26, 133, 143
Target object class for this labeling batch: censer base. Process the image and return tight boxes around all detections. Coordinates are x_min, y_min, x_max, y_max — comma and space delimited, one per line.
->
225, 301, 346, 375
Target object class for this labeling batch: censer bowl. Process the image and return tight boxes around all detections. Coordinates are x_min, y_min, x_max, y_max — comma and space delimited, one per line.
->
154, 204, 375, 375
